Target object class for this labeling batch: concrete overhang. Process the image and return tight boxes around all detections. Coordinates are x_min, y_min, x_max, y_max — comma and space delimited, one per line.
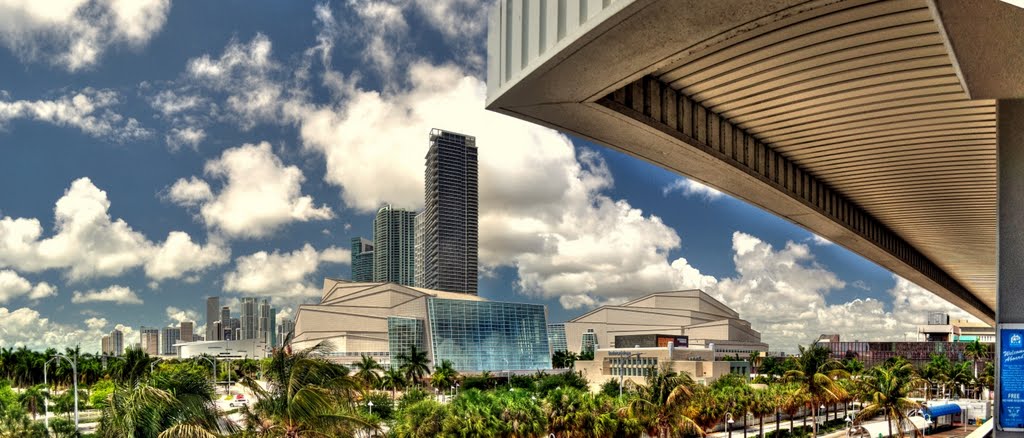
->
486, 0, 1004, 324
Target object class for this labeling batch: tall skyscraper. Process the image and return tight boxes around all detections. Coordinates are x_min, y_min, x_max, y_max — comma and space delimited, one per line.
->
258, 299, 270, 344
421, 129, 478, 294
180, 321, 194, 344
241, 297, 257, 340
351, 237, 375, 281
373, 205, 417, 286
277, 318, 295, 347
140, 327, 160, 356
110, 329, 124, 356
224, 317, 240, 341
101, 335, 110, 355
270, 308, 277, 348
414, 213, 425, 287
161, 327, 181, 355
206, 296, 220, 340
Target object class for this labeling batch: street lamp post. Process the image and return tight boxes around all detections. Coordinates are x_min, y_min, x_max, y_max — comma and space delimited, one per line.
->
368, 400, 374, 416
503, 358, 510, 388
150, 357, 165, 374
50, 353, 79, 429
43, 357, 55, 431
727, 412, 735, 438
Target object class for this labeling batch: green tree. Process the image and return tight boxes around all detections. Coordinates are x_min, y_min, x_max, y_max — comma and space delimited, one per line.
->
396, 346, 430, 386
624, 366, 703, 437
749, 388, 776, 438
380, 367, 407, 400
354, 355, 384, 389
97, 381, 222, 438
857, 361, 921, 438
239, 344, 365, 437
429, 360, 459, 393
16, 384, 45, 420
392, 399, 448, 438
784, 343, 848, 437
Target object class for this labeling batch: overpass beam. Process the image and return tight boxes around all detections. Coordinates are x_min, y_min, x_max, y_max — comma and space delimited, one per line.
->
997, 99, 1024, 437
598, 75, 993, 322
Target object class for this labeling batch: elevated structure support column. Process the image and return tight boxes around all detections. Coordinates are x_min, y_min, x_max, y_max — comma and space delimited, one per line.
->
997, 99, 1024, 438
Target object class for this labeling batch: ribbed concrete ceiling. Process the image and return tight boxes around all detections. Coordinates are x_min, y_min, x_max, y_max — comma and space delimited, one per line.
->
652, 0, 996, 309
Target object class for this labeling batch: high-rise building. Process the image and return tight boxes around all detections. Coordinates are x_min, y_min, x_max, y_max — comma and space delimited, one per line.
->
140, 326, 160, 356
277, 318, 295, 347
101, 335, 110, 355
161, 327, 181, 355
420, 129, 478, 294
270, 308, 277, 348
224, 317, 240, 341
206, 297, 220, 341
258, 299, 271, 344
109, 329, 124, 356
241, 298, 257, 340
373, 205, 417, 286
180, 321, 194, 344
351, 237, 375, 282
414, 214, 425, 287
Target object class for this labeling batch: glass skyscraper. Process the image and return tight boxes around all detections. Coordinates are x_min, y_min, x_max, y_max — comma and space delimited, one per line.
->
426, 297, 551, 371
547, 323, 567, 353
373, 205, 417, 286
420, 129, 478, 294
241, 297, 257, 340
351, 237, 375, 282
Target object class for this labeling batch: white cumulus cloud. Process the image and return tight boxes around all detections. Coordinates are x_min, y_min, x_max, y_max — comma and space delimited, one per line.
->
166, 142, 334, 238
223, 243, 350, 299
662, 178, 724, 201
0, 88, 150, 141
0, 177, 227, 282
165, 306, 198, 324
0, 0, 170, 71
0, 270, 56, 303
71, 285, 142, 304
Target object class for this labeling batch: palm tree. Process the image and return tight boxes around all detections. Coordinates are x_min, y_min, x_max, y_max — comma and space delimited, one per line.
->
749, 351, 762, 375
396, 346, 430, 386
381, 367, 407, 400
946, 361, 973, 399
857, 361, 921, 438
239, 344, 366, 437
749, 388, 776, 438
780, 386, 807, 434
430, 360, 459, 393
784, 342, 848, 437
623, 366, 704, 437
920, 354, 951, 400
16, 385, 46, 420
354, 355, 384, 389
97, 382, 222, 438
964, 340, 988, 381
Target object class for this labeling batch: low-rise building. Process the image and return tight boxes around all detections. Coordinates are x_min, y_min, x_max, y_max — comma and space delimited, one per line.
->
290, 279, 552, 372
562, 290, 768, 360
175, 338, 267, 359
566, 290, 765, 387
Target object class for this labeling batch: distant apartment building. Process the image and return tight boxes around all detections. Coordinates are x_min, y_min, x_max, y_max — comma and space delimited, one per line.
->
373, 205, 417, 286
224, 317, 240, 341
181, 321, 194, 344
161, 327, 181, 355
277, 318, 295, 347
206, 297, 220, 341
419, 129, 478, 294
109, 329, 124, 356
258, 299, 274, 345
241, 297, 257, 340
270, 308, 277, 348
351, 237, 375, 282
140, 327, 160, 356
101, 335, 110, 355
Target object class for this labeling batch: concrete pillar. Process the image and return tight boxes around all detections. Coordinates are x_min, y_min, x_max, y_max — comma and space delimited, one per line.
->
997, 99, 1024, 437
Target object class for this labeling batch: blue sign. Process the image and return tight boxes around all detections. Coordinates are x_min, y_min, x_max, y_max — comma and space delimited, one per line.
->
1000, 325, 1024, 431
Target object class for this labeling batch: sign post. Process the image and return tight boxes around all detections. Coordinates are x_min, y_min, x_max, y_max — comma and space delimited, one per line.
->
999, 324, 1024, 432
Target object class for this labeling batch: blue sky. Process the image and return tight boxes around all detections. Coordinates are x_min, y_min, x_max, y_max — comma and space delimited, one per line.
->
0, 0, 972, 353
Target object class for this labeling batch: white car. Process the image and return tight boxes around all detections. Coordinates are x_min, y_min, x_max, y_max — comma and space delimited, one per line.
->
229, 396, 249, 407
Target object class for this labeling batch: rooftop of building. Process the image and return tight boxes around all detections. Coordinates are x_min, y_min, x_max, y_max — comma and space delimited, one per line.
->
569, 289, 741, 323
320, 278, 490, 304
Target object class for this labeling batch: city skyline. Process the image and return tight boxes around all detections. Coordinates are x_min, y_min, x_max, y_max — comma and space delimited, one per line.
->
0, 1, 979, 354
